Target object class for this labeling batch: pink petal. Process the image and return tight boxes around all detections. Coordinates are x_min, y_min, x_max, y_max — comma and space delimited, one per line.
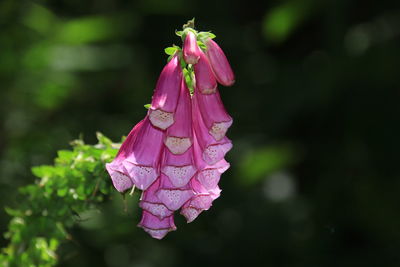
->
105, 119, 146, 192
192, 96, 232, 165
180, 203, 202, 223
149, 55, 182, 130
195, 89, 232, 141
156, 174, 193, 211
138, 211, 176, 239
123, 117, 164, 190
193, 51, 217, 94
139, 179, 173, 219
162, 147, 197, 188
164, 76, 192, 154
204, 38, 235, 86
105, 165, 133, 193
183, 31, 202, 64
180, 177, 221, 223
196, 159, 230, 190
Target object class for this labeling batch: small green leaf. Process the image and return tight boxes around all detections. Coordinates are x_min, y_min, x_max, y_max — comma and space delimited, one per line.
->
164, 46, 178, 56
175, 30, 183, 36
197, 41, 207, 50
144, 104, 151, 109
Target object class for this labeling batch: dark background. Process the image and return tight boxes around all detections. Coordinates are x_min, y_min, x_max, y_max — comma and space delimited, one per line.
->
1, 0, 400, 266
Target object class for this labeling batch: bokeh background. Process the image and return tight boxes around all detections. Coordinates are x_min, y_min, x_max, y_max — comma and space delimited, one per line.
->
1, 0, 400, 266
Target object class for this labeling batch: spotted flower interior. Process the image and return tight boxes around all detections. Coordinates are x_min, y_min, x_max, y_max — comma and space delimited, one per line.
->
106, 20, 235, 239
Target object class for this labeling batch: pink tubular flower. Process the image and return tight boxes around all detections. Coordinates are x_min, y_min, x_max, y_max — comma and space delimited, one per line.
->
164, 76, 192, 155
192, 95, 232, 165
193, 51, 217, 94
162, 147, 196, 188
183, 31, 202, 64
138, 211, 176, 240
195, 89, 232, 141
149, 55, 182, 130
139, 179, 173, 220
181, 178, 221, 223
156, 173, 194, 211
106, 119, 145, 192
123, 117, 164, 190
204, 38, 235, 86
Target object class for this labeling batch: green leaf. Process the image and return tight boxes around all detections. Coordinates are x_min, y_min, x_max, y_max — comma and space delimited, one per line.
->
197, 41, 207, 50
144, 104, 151, 109
164, 46, 178, 56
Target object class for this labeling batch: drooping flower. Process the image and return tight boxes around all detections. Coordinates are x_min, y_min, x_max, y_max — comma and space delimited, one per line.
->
105, 119, 145, 192
204, 38, 235, 86
192, 94, 232, 165
164, 76, 193, 155
195, 88, 232, 141
138, 210, 176, 240
106, 21, 235, 239
123, 117, 164, 190
149, 55, 182, 130
156, 173, 194, 211
193, 51, 217, 94
139, 179, 173, 220
183, 31, 202, 64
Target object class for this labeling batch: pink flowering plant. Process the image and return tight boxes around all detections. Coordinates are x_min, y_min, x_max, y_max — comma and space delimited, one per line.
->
106, 19, 235, 239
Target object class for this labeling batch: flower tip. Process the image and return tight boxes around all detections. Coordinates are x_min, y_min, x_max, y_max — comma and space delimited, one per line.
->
183, 31, 202, 65
106, 164, 133, 193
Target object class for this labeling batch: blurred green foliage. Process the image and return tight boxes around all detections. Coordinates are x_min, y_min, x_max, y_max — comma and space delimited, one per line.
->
0, 133, 117, 266
1, 0, 400, 266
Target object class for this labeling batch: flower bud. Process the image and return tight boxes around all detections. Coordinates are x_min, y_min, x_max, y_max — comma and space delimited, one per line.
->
183, 31, 202, 64
204, 38, 235, 86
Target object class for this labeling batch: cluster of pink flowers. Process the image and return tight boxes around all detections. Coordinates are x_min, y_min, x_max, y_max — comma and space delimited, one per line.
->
106, 27, 234, 239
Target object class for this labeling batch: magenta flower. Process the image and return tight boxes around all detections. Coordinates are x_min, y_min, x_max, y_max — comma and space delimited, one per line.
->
193, 51, 217, 94
149, 55, 181, 130
105, 119, 145, 192
164, 76, 193, 155
138, 211, 176, 240
123, 117, 164, 190
192, 94, 232, 165
106, 22, 234, 239
195, 89, 232, 141
205, 38, 235, 86
139, 179, 173, 218
183, 31, 202, 64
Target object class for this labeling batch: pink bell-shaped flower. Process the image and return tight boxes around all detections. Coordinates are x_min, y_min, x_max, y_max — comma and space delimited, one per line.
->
162, 147, 197, 188
149, 55, 182, 130
195, 89, 232, 141
138, 211, 176, 239
105, 119, 145, 192
156, 173, 194, 211
139, 179, 173, 220
164, 76, 193, 155
192, 95, 232, 165
204, 38, 235, 86
123, 117, 164, 190
193, 51, 217, 94
181, 178, 220, 223
183, 31, 202, 64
